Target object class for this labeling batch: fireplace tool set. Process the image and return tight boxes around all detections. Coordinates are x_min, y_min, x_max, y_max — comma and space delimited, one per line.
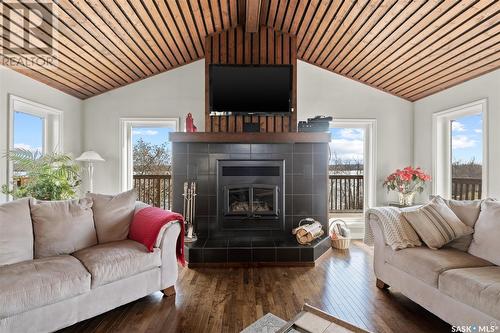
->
183, 181, 198, 243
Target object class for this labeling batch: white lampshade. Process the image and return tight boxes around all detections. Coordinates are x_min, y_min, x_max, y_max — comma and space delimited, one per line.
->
76, 151, 105, 162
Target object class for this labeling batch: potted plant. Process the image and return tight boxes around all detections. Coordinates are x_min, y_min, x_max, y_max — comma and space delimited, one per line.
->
2, 148, 81, 201
383, 166, 431, 206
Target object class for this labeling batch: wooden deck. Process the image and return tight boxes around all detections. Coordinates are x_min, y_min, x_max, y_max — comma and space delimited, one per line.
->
59, 241, 450, 333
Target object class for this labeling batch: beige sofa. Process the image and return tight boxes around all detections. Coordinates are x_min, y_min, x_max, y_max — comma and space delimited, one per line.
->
0, 196, 181, 333
368, 199, 500, 327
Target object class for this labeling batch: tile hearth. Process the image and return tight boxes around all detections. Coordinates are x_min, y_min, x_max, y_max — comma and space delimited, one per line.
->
171, 134, 330, 265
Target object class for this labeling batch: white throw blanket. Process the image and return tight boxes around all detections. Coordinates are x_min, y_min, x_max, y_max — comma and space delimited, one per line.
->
364, 207, 422, 250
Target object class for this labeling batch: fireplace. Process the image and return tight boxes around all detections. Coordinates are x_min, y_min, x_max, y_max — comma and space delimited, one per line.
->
217, 160, 284, 231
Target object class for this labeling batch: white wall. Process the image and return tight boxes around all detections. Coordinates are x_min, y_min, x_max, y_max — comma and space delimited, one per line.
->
297, 61, 414, 205
82, 60, 205, 194
0, 66, 83, 203
414, 69, 500, 199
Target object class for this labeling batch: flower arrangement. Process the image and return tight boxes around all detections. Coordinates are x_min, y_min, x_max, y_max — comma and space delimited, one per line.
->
383, 166, 431, 206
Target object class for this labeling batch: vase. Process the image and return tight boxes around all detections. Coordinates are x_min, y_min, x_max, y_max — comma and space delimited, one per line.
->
398, 192, 416, 207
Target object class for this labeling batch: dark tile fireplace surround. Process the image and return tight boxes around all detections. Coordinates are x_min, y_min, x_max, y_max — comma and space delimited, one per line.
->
171, 133, 331, 266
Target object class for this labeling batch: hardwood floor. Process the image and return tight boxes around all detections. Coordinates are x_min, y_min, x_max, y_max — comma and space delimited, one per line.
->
60, 241, 451, 333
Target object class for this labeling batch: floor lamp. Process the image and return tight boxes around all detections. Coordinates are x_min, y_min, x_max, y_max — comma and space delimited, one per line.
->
76, 151, 105, 193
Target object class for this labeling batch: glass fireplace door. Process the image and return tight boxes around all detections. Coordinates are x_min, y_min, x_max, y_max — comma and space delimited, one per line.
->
226, 186, 250, 215
224, 184, 278, 217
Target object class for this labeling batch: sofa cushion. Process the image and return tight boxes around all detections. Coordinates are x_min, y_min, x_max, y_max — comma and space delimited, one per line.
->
384, 246, 493, 287
434, 196, 482, 251
402, 196, 473, 249
88, 190, 136, 243
439, 266, 500, 320
468, 200, 500, 266
0, 198, 33, 266
30, 198, 97, 258
0, 255, 90, 318
72, 240, 161, 288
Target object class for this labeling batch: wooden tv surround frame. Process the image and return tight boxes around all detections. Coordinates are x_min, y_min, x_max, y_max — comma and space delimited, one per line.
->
205, 26, 297, 133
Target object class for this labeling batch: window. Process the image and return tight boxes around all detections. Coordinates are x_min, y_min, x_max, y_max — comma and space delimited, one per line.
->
328, 120, 376, 230
8, 95, 62, 194
120, 118, 179, 209
433, 99, 488, 199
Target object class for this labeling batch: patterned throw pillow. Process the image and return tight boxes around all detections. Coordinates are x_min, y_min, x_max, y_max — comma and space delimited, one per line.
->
402, 197, 473, 250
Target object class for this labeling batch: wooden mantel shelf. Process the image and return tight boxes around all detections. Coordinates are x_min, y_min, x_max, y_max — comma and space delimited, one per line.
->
169, 132, 331, 143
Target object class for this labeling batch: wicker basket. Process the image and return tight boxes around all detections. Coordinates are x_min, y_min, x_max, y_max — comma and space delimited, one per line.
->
329, 219, 351, 250
331, 237, 351, 250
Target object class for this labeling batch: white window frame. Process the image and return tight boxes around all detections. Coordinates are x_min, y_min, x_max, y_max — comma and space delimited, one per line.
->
7, 95, 63, 197
432, 99, 488, 199
330, 118, 377, 210
120, 118, 179, 192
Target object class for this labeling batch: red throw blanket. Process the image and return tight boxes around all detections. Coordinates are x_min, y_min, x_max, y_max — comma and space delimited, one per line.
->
129, 207, 185, 266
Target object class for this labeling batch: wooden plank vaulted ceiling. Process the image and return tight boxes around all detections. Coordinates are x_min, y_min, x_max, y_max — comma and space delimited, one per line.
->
1, 0, 499, 101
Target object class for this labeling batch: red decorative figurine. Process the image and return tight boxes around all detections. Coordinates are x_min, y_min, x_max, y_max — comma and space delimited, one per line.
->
185, 113, 197, 132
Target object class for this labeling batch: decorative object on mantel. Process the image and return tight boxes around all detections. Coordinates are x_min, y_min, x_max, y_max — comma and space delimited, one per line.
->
292, 218, 324, 245
76, 151, 105, 193
182, 181, 197, 243
329, 219, 351, 250
298, 115, 332, 132
383, 166, 431, 207
185, 113, 197, 132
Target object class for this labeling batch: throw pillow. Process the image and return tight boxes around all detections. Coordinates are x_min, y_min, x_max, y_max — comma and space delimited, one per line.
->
468, 200, 500, 265
402, 197, 473, 250
0, 198, 33, 265
31, 198, 97, 258
88, 189, 137, 243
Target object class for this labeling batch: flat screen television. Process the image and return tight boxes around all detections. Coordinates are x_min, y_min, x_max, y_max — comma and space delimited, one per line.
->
209, 64, 292, 114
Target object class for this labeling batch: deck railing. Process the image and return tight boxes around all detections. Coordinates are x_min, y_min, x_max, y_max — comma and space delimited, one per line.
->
452, 178, 482, 200
133, 174, 172, 210
329, 174, 364, 212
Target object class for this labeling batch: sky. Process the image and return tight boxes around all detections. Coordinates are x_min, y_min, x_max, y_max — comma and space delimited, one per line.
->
451, 113, 483, 164
329, 127, 364, 164
132, 127, 174, 147
13, 112, 43, 153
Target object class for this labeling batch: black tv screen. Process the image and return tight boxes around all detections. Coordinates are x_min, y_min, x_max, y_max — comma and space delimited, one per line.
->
209, 64, 292, 114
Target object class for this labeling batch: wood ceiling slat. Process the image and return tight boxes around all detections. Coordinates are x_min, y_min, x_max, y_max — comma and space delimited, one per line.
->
0, 55, 89, 99
1, 25, 103, 95
324, 0, 394, 69
189, 0, 208, 38
220, 0, 231, 30
267, 0, 280, 27
49, 1, 136, 84
157, 1, 199, 61
376, 2, 500, 88
229, 0, 239, 27
406, 56, 500, 101
61, 0, 149, 78
281, 0, 299, 33
297, 0, 330, 52
304, 0, 354, 62
274, 0, 289, 30
76, 0, 159, 75
399, 45, 500, 97
384, 15, 500, 92
356, 0, 477, 81
199, 0, 216, 35
301, 0, 344, 61
364, 0, 495, 85
175, 1, 205, 58
3, 0, 498, 100
99, 1, 170, 71
138, 1, 193, 63
1, 2, 115, 91
337, 1, 435, 76
210, 0, 223, 32
288, 0, 311, 35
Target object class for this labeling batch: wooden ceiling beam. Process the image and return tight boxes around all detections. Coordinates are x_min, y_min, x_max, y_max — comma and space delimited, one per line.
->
246, 0, 262, 32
